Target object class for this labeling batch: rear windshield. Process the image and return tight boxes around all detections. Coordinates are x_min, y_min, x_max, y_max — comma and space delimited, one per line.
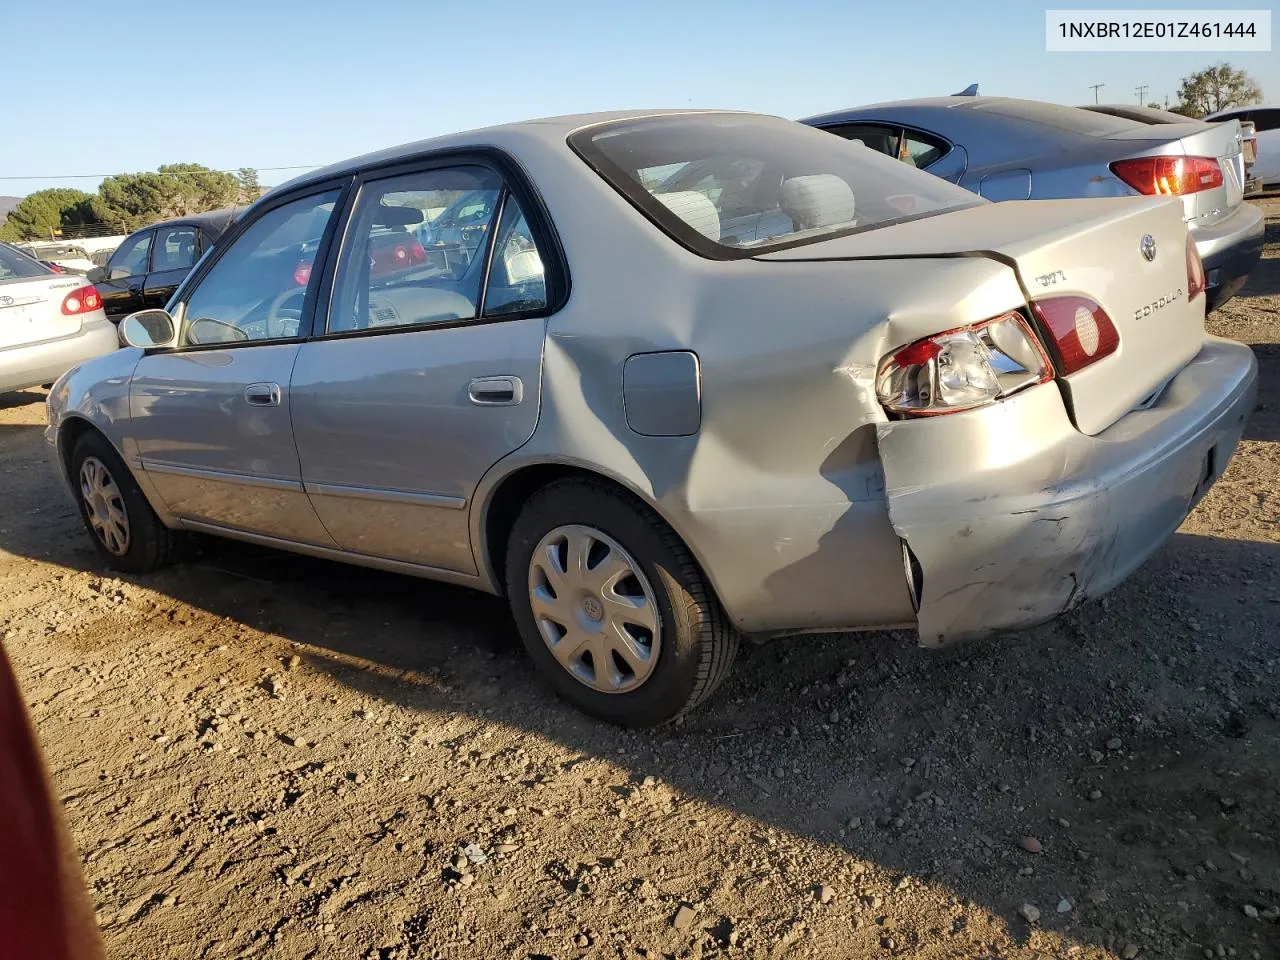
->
973, 100, 1139, 137
568, 113, 983, 258
0, 243, 51, 283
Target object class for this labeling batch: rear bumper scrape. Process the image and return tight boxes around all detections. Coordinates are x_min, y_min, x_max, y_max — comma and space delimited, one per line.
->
877, 337, 1258, 646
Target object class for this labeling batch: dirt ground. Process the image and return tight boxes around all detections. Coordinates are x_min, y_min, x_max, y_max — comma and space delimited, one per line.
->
2, 199, 1278, 960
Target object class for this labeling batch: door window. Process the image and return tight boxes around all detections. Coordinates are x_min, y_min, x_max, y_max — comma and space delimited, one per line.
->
179, 190, 340, 347
823, 123, 902, 158
328, 166, 502, 334
153, 226, 199, 271
107, 232, 153, 279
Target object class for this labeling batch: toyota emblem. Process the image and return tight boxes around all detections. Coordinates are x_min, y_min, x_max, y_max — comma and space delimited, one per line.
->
0, 295, 13, 306
1140, 234, 1157, 262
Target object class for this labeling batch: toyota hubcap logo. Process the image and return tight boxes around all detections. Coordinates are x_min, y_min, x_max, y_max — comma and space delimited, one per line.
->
1140, 234, 1157, 262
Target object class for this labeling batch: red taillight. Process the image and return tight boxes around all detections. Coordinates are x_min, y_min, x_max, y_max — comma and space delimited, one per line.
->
60, 284, 101, 316
393, 244, 408, 262
409, 240, 427, 263
1186, 234, 1206, 302
1030, 296, 1119, 375
1110, 156, 1224, 195
293, 262, 312, 286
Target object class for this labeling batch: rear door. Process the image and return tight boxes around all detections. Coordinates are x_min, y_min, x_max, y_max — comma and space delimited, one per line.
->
129, 187, 348, 542
97, 230, 153, 319
142, 224, 200, 309
290, 159, 556, 574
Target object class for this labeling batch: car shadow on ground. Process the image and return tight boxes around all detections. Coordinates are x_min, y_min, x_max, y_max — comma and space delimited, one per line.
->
1, 415, 1277, 958
1244, 342, 1279, 442
0, 389, 47, 412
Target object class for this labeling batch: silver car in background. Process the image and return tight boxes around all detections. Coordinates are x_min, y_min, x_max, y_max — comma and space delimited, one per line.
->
1, 241, 116, 396
45, 111, 1256, 726
801, 96, 1266, 310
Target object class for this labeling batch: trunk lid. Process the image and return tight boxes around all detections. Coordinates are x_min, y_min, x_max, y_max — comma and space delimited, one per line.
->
0, 276, 85, 350
755, 196, 1203, 435
1106, 120, 1245, 227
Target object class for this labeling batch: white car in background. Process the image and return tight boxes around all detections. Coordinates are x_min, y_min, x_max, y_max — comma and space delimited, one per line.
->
1, 242, 117, 395
1206, 105, 1280, 189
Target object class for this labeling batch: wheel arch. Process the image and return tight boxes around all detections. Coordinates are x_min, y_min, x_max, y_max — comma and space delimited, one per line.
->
472, 459, 728, 614
56, 414, 106, 477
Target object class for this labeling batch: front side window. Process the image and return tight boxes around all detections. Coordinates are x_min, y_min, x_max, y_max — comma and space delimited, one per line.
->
108, 232, 153, 278
570, 113, 983, 258
328, 166, 502, 334
179, 190, 339, 346
153, 226, 199, 271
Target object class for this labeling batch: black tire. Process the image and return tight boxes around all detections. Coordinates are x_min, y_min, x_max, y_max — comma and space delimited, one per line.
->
69, 430, 178, 573
505, 478, 739, 727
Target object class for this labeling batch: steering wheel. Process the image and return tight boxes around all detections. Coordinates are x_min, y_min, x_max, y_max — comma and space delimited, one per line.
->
265, 288, 306, 339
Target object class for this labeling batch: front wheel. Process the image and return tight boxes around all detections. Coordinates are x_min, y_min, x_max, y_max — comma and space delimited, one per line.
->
505, 479, 739, 727
70, 430, 177, 573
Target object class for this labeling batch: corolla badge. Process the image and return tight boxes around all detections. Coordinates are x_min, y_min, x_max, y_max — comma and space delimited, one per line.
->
1140, 234, 1157, 262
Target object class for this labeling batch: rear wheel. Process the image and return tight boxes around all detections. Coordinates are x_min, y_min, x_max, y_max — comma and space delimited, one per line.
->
70, 431, 177, 573
505, 479, 739, 726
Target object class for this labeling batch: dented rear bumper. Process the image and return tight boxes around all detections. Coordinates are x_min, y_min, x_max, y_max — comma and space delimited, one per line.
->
877, 336, 1257, 645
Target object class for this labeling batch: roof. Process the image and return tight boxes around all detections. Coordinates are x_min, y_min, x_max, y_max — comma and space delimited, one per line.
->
263, 109, 754, 199
146, 207, 240, 236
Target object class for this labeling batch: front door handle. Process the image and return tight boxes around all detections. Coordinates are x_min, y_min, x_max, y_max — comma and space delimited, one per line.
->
468, 376, 523, 406
244, 382, 282, 406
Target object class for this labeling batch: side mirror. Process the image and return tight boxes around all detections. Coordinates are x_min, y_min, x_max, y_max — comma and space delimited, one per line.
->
120, 309, 177, 349
87, 266, 106, 283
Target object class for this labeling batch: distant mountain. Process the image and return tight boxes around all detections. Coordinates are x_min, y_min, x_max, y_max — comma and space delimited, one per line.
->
0, 195, 20, 223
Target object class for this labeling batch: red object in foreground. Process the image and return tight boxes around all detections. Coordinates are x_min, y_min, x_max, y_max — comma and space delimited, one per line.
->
0, 643, 105, 960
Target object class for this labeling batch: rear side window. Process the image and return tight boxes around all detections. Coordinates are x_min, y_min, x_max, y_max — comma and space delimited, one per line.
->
974, 99, 1139, 137
153, 226, 199, 271
1251, 109, 1280, 132
570, 113, 983, 259
825, 123, 900, 157
0, 243, 50, 282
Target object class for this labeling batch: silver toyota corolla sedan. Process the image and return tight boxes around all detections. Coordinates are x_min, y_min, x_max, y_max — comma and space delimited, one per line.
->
800, 96, 1266, 311
45, 110, 1257, 726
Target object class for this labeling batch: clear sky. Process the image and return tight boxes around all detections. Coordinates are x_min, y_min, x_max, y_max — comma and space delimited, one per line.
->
3, 0, 1276, 196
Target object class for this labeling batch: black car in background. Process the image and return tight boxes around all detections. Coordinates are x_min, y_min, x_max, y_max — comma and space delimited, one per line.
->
92, 208, 239, 320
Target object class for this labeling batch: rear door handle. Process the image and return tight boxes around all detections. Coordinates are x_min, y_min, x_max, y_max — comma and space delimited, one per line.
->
468, 376, 523, 406
244, 382, 282, 406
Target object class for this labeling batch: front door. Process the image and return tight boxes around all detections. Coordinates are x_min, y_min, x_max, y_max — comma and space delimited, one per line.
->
97, 229, 153, 319
290, 164, 554, 573
130, 188, 346, 543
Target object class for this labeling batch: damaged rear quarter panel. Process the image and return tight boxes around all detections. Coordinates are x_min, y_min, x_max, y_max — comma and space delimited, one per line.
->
482, 149, 1033, 634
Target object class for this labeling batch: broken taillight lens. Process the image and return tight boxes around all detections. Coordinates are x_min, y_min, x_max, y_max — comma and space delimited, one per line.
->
875, 311, 1053, 416
1186, 233, 1206, 301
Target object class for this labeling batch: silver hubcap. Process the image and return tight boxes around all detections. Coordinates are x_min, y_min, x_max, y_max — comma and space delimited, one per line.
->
79, 456, 130, 556
528, 524, 662, 694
